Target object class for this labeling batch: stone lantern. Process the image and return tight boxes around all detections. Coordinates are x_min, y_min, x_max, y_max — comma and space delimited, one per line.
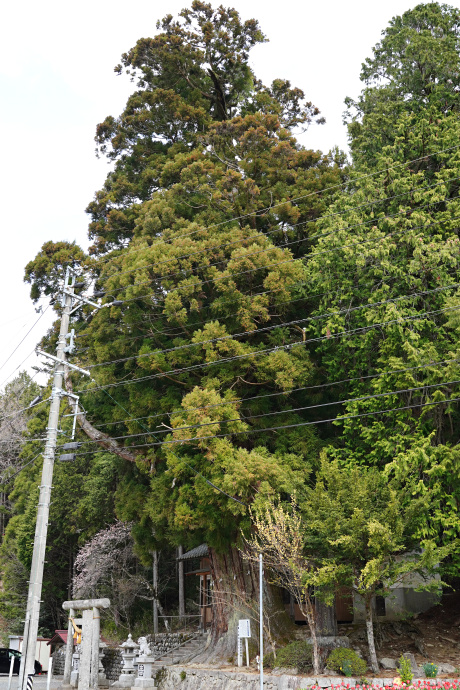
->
114, 634, 139, 687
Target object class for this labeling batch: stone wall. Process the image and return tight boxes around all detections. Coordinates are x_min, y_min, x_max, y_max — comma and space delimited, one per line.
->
146, 632, 194, 655
51, 647, 66, 675
102, 648, 124, 681
156, 667, 460, 690
101, 634, 195, 682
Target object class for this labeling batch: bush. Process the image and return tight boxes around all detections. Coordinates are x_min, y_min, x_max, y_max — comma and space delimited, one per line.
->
263, 641, 313, 672
423, 663, 438, 678
326, 648, 367, 677
398, 655, 413, 684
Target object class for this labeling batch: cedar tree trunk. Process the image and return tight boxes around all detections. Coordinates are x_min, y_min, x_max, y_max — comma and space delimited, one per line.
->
196, 544, 295, 662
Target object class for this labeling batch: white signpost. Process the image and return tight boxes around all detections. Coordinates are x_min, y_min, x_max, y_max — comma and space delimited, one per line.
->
237, 619, 251, 667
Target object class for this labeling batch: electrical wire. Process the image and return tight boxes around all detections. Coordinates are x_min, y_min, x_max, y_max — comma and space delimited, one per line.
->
89, 142, 460, 270
85, 281, 460, 370
99, 389, 247, 506
0, 349, 40, 391
86, 210, 460, 319
74, 189, 460, 341
0, 397, 50, 424
74, 393, 460, 453
71, 376, 460, 445
0, 453, 43, 486
85, 354, 460, 430
95, 174, 460, 286
0, 305, 49, 376
75, 301, 460, 394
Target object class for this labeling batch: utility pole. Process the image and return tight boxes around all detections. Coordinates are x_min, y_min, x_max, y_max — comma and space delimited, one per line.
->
19, 268, 89, 690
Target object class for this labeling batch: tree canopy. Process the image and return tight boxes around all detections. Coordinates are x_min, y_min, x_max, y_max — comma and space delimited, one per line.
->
5, 0, 460, 658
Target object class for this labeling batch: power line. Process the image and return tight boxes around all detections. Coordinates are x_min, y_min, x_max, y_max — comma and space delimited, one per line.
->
86, 210, 460, 319
75, 192, 460, 342
90, 141, 460, 271
0, 306, 49, 377
76, 302, 460, 394
95, 174, 460, 286
85, 281, 460, 370
0, 397, 50, 424
73, 376, 460, 445
74, 393, 460, 453
0, 349, 40, 391
98, 388, 247, 506
93, 204, 457, 303
83, 355, 460, 430
0, 453, 43, 486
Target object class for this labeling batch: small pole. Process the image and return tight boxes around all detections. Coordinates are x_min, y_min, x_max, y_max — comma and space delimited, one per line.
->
259, 553, 263, 690
7, 654, 14, 690
46, 655, 53, 690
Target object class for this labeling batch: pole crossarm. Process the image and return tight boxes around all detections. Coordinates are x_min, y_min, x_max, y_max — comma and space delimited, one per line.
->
64, 290, 100, 315
36, 350, 90, 377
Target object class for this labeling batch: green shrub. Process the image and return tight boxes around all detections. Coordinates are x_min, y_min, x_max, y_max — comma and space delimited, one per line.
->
398, 655, 413, 684
180, 670, 186, 681
423, 663, 438, 678
263, 641, 313, 672
326, 647, 367, 677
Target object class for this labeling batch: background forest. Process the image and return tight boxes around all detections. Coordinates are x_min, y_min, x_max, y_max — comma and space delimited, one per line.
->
2, 0, 460, 669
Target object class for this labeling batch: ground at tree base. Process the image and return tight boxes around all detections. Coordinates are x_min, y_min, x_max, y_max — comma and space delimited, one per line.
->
332, 589, 460, 675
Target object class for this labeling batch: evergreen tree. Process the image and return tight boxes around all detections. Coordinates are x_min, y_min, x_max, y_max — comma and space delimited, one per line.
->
21, 2, 342, 651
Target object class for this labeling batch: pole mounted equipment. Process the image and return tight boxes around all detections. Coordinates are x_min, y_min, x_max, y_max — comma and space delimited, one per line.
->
18, 267, 90, 690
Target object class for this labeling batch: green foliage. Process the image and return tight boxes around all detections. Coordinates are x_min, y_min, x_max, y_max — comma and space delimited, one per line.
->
300, 459, 450, 603
180, 670, 186, 680
326, 647, 367, 677
24, 241, 88, 303
423, 662, 438, 678
398, 654, 414, 684
305, 103, 460, 565
13, 0, 460, 652
263, 641, 312, 672
87, 0, 328, 253
345, 3, 460, 165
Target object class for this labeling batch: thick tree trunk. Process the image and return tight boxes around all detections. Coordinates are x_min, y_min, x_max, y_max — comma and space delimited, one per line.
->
365, 597, 379, 674
314, 597, 337, 637
196, 545, 295, 662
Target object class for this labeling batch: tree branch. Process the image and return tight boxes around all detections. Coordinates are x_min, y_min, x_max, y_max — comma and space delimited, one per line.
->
64, 370, 139, 463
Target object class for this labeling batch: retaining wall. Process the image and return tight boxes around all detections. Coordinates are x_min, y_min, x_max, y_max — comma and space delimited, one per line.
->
156, 667, 459, 690
101, 633, 195, 682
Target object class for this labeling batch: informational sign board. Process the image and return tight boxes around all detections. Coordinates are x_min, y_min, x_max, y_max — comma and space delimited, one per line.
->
237, 619, 251, 667
238, 619, 251, 638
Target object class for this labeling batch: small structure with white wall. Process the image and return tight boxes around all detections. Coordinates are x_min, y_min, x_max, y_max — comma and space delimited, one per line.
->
8, 635, 51, 672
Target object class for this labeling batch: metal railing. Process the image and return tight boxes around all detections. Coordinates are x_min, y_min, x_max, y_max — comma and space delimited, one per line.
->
150, 627, 204, 666
156, 614, 202, 634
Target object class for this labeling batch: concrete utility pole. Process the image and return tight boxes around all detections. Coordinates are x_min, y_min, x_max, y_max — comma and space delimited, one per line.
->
19, 268, 89, 690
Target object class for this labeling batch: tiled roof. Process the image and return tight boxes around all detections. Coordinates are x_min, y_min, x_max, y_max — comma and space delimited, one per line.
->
177, 543, 209, 560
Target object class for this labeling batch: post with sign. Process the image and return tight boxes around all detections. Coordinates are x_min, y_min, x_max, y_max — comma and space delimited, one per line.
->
260, 554, 263, 690
237, 619, 251, 667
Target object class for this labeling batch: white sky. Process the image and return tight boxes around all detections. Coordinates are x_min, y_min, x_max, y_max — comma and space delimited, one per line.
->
0, 0, 452, 390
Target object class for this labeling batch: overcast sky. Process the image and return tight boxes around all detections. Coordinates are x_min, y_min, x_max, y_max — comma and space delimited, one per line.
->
0, 0, 450, 391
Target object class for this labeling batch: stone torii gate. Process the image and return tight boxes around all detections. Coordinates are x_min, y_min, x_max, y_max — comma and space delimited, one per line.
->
62, 598, 110, 690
